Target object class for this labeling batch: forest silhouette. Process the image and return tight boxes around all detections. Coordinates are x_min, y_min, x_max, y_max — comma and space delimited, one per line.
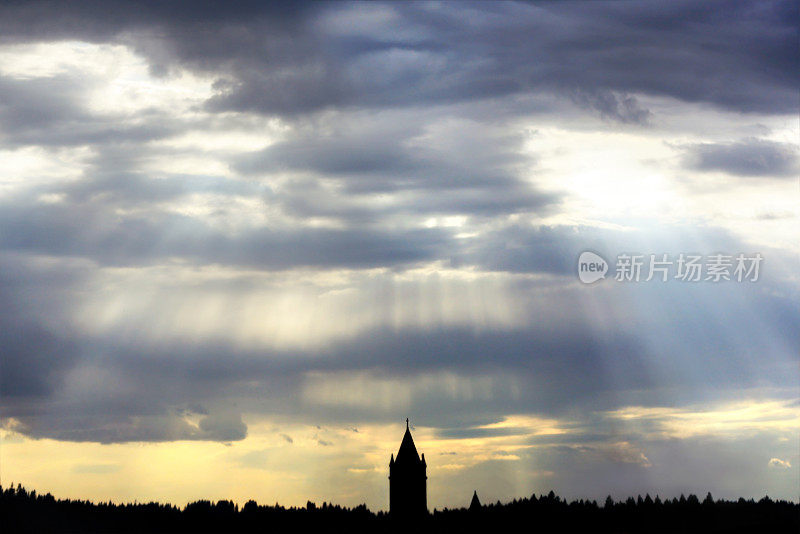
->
2, 483, 798, 533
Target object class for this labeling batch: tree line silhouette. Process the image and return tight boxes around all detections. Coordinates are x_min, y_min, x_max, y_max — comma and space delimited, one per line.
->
2, 483, 797, 533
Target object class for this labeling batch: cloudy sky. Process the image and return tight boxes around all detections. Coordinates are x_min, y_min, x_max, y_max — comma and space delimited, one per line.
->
0, 0, 798, 510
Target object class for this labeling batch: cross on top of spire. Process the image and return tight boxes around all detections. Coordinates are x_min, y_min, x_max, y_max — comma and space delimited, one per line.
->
395, 418, 421, 465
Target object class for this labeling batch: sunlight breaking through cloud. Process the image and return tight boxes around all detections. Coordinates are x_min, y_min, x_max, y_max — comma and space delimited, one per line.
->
0, 0, 797, 510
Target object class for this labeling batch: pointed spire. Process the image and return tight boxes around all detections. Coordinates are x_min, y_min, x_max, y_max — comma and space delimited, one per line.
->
470, 490, 482, 511
395, 418, 421, 464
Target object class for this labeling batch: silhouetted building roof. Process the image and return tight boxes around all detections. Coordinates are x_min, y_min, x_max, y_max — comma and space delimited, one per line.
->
470, 490, 482, 511
395, 420, 424, 466
389, 418, 427, 517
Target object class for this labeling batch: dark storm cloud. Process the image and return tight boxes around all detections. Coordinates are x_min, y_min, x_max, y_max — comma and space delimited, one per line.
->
0, 1, 796, 116
0, 266, 254, 444
1, 187, 797, 442
0, 197, 454, 268
0, 1, 333, 115
0, 319, 80, 398
0, 322, 630, 442
0, 254, 89, 399
2, 276, 797, 443
165, 1, 800, 116
0, 1, 310, 45
10, 255, 797, 444
682, 138, 799, 178
9, 411, 247, 444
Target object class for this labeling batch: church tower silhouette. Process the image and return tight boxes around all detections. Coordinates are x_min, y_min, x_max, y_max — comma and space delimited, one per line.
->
389, 418, 427, 517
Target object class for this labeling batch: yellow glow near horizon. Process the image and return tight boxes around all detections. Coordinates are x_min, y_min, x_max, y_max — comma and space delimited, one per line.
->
1, 416, 552, 510
4, 399, 794, 510
0, 29, 797, 516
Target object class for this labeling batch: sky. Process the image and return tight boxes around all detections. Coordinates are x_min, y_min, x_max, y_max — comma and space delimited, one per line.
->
0, 0, 798, 511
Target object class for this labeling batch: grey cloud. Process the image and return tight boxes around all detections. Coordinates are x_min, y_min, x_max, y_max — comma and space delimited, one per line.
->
0, 2, 310, 47
0, 1, 796, 116
7, 412, 244, 444
452, 224, 578, 275
0, 320, 80, 398
568, 89, 652, 125
206, 67, 347, 117
0, 76, 177, 148
2, 219, 797, 440
197, 410, 247, 442
435, 426, 531, 440
0, 306, 653, 440
526, 433, 612, 447
206, 1, 800, 117
0, 102, 554, 271
236, 109, 555, 223
0, 1, 336, 116
273, 180, 554, 226
180, 404, 209, 416
0, 198, 454, 269
235, 127, 422, 179
2, 288, 796, 443
682, 138, 799, 177
61, 147, 256, 206
453, 222, 755, 276
0, 2, 795, 505
0, 258, 87, 398
0, 75, 87, 136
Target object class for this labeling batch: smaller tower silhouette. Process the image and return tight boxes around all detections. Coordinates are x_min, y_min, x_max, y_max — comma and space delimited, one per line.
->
469, 490, 482, 511
389, 418, 427, 517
